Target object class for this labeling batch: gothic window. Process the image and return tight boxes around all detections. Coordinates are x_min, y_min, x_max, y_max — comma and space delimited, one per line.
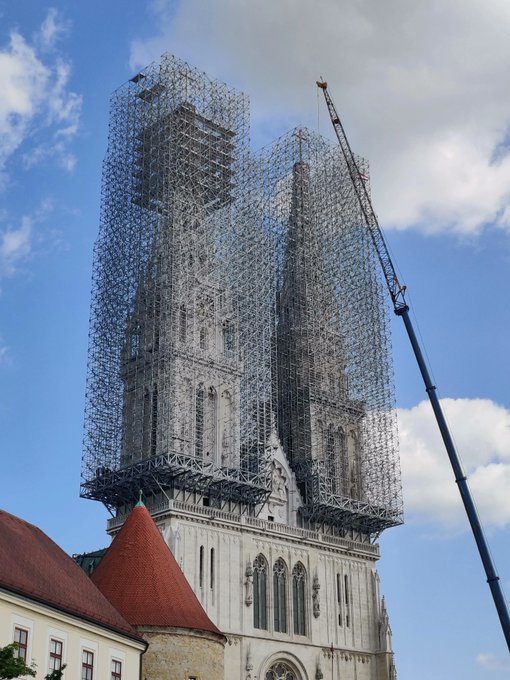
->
339, 426, 348, 495
205, 387, 217, 462
316, 420, 323, 460
195, 384, 204, 457
265, 661, 298, 680
221, 390, 232, 464
223, 320, 235, 357
348, 431, 360, 499
336, 573, 342, 626
273, 558, 288, 633
142, 388, 151, 456
292, 562, 306, 635
150, 384, 158, 457
253, 554, 268, 630
179, 305, 187, 342
199, 545, 204, 588
199, 327, 208, 350
325, 424, 338, 493
344, 573, 351, 627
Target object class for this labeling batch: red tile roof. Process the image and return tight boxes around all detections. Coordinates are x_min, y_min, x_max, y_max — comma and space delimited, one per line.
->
91, 504, 221, 635
0, 509, 144, 643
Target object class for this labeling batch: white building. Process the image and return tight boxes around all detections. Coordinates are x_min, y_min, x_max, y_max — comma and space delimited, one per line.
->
0, 509, 146, 680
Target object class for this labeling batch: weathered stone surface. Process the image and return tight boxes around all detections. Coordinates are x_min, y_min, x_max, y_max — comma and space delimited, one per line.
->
140, 628, 225, 680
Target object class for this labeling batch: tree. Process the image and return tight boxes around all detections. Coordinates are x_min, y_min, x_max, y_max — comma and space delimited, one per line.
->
0, 644, 66, 680
44, 665, 67, 680
0, 644, 36, 679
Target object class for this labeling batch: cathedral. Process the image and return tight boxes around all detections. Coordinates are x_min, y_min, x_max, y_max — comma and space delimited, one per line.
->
81, 53, 402, 680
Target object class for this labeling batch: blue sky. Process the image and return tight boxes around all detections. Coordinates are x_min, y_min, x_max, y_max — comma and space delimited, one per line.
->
1, 2, 510, 677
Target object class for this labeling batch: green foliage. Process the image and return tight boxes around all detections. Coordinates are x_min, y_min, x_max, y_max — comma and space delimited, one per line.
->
0, 644, 36, 679
44, 664, 66, 680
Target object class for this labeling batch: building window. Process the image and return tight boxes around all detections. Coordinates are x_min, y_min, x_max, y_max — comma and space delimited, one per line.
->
273, 558, 288, 633
13, 627, 28, 661
210, 547, 215, 590
336, 573, 342, 626
150, 383, 158, 457
195, 384, 204, 456
49, 639, 63, 672
292, 562, 306, 635
223, 320, 235, 356
253, 554, 268, 630
111, 659, 122, 680
265, 661, 298, 680
199, 327, 208, 350
344, 574, 351, 627
179, 305, 187, 342
82, 650, 94, 680
199, 545, 204, 588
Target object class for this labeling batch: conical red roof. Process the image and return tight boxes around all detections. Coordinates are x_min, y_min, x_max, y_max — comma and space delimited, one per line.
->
91, 504, 220, 634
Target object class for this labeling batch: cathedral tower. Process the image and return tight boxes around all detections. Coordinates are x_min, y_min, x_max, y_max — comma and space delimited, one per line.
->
82, 54, 402, 680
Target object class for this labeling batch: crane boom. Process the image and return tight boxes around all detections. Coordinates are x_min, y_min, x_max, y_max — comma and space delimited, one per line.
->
317, 79, 510, 652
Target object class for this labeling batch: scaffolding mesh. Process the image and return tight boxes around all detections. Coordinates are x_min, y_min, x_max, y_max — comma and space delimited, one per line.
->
81, 54, 402, 534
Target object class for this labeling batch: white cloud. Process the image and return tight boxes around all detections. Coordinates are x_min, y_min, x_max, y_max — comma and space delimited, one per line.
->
0, 9, 81, 178
0, 340, 8, 365
476, 652, 510, 671
130, 0, 510, 235
0, 199, 54, 278
38, 7, 69, 51
0, 216, 32, 277
398, 398, 510, 530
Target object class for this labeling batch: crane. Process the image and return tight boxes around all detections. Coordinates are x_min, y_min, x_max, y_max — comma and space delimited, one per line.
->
316, 78, 510, 652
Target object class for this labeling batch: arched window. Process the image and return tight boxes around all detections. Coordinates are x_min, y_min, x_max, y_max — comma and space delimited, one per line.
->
205, 386, 217, 462
253, 554, 268, 630
338, 426, 348, 495
195, 384, 204, 457
325, 424, 339, 493
150, 383, 158, 457
316, 420, 323, 460
179, 305, 187, 342
221, 390, 232, 465
223, 320, 235, 357
199, 327, 208, 350
292, 562, 306, 635
273, 558, 287, 633
265, 661, 299, 680
348, 430, 360, 499
199, 545, 204, 588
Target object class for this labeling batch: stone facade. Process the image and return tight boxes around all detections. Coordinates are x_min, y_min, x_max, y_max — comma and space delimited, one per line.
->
109, 441, 396, 680
140, 628, 224, 680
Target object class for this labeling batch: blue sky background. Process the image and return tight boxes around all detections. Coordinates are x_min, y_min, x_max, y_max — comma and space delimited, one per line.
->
1, 2, 510, 677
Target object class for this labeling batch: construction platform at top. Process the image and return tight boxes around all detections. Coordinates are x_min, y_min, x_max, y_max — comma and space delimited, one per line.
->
82, 53, 402, 535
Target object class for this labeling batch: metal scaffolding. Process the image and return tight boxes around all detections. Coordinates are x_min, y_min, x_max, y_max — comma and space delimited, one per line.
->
81, 54, 402, 534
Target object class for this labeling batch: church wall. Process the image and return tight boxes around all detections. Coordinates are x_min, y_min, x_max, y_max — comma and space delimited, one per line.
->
154, 507, 392, 680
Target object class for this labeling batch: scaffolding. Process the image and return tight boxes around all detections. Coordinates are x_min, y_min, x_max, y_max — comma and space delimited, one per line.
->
81, 54, 402, 534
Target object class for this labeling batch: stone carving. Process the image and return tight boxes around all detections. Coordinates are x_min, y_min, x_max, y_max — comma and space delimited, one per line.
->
271, 463, 287, 502
246, 647, 253, 680
245, 560, 253, 606
315, 655, 324, 680
312, 572, 320, 618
